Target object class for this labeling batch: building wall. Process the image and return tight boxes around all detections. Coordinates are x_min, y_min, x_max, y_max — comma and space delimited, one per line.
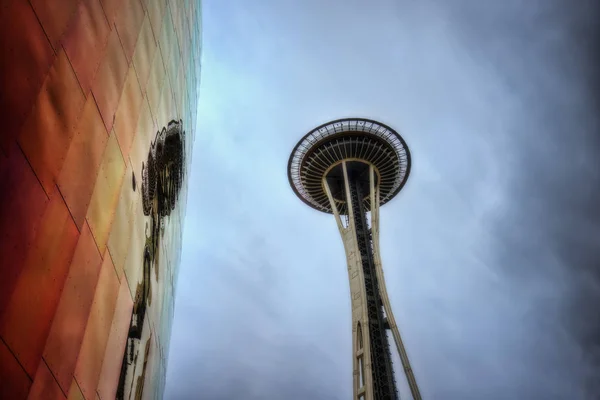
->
0, 1, 201, 399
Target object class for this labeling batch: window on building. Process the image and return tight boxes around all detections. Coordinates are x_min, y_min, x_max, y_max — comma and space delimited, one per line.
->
358, 356, 365, 388
357, 322, 363, 350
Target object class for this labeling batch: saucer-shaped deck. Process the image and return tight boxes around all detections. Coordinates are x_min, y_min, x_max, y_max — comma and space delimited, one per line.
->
288, 118, 411, 214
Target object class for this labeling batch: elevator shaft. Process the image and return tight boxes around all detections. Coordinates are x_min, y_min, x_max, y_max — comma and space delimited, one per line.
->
348, 178, 398, 400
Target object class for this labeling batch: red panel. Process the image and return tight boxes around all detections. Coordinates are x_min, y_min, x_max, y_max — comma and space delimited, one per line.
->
57, 96, 109, 230
30, 0, 81, 51
73, 251, 119, 400
96, 278, 133, 400
115, 0, 145, 63
100, 0, 123, 26
0, 188, 79, 378
0, 338, 31, 400
18, 48, 87, 195
42, 223, 103, 394
91, 29, 129, 133
0, 1, 54, 154
113, 65, 144, 160
0, 143, 48, 316
28, 360, 67, 400
62, 0, 111, 95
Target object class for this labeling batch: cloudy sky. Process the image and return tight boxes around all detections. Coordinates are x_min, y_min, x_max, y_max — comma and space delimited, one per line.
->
165, 1, 600, 399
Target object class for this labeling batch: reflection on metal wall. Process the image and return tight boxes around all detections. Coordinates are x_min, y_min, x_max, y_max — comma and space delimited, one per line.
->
0, 1, 201, 399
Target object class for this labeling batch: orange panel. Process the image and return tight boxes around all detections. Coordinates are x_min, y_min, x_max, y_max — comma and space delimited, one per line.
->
113, 65, 144, 160
73, 251, 119, 400
115, 0, 145, 63
107, 162, 136, 280
57, 96, 109, 230
0, 143, 48, 316
28, 360, 67, 400
0, 1, 55, 153
91, 29, 129, 133
155, 75, 177, 129
18, 48, 87, 195
42, 222, 103, 393
0, 188, 79, 378
122, 194, 146, 301
30, 0, 81, 51
143, 0, 167, 43
145, 46, 166, 125
132, 15, 157, 94
0, 338, 31, 400
86, 132, 126, 254
128, 98, 156, 175
66, 379, 85, 400
96, 279, 133, 400
62, 0, 111, 95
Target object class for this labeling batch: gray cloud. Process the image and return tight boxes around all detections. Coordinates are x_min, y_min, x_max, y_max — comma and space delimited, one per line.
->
166, 1, 600, 399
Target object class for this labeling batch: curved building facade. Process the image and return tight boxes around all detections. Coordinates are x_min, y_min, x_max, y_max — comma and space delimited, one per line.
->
0, 1, 201, 399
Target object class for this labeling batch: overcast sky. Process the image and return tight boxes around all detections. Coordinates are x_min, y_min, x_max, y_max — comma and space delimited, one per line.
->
165, 1, 600, 399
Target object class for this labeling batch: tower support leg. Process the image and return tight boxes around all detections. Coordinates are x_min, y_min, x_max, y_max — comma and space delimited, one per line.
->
369, 167, 422, 400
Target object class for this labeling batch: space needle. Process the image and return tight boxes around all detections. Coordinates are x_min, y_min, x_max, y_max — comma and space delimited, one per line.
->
288, 118, 421, 400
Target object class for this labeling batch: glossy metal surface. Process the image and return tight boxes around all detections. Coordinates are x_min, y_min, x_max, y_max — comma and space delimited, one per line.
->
0, 1, 201, 398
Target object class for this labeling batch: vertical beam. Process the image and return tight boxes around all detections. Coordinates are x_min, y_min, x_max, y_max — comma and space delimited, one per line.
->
340, 161, 375, 400
369, 168, 422, 400
342, 162, 355, 232
323, 176, 345, 234
369, 166, 379, 237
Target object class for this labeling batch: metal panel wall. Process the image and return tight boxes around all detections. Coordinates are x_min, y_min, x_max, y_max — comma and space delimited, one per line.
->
0, 1, 201, 399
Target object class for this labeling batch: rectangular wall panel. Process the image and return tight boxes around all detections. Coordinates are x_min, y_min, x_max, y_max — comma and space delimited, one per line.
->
86, 132, 126, 254
0, 1, 54, 153
96, 279, 134, 400
92, 29, 130, 133
18, 47, 86, 196
0, 143, 49, 315
113, 64, 145, 160
73, 252, 120, 400
62, 0, 111, 95
42, 223, 103, 393
114, 0, 146, 63
28, 360, 68, 400
0, 188, 79, 378
58, 96, 110, 230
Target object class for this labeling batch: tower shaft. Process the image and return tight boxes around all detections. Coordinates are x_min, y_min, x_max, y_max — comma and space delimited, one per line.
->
323, 162, 422, 400
349, 177, 398, 399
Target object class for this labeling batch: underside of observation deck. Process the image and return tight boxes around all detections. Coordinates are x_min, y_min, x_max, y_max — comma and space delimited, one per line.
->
287, 118, 410, 214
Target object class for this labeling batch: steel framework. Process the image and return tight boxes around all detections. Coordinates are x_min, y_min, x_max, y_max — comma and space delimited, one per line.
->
288, 118, 421, 400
